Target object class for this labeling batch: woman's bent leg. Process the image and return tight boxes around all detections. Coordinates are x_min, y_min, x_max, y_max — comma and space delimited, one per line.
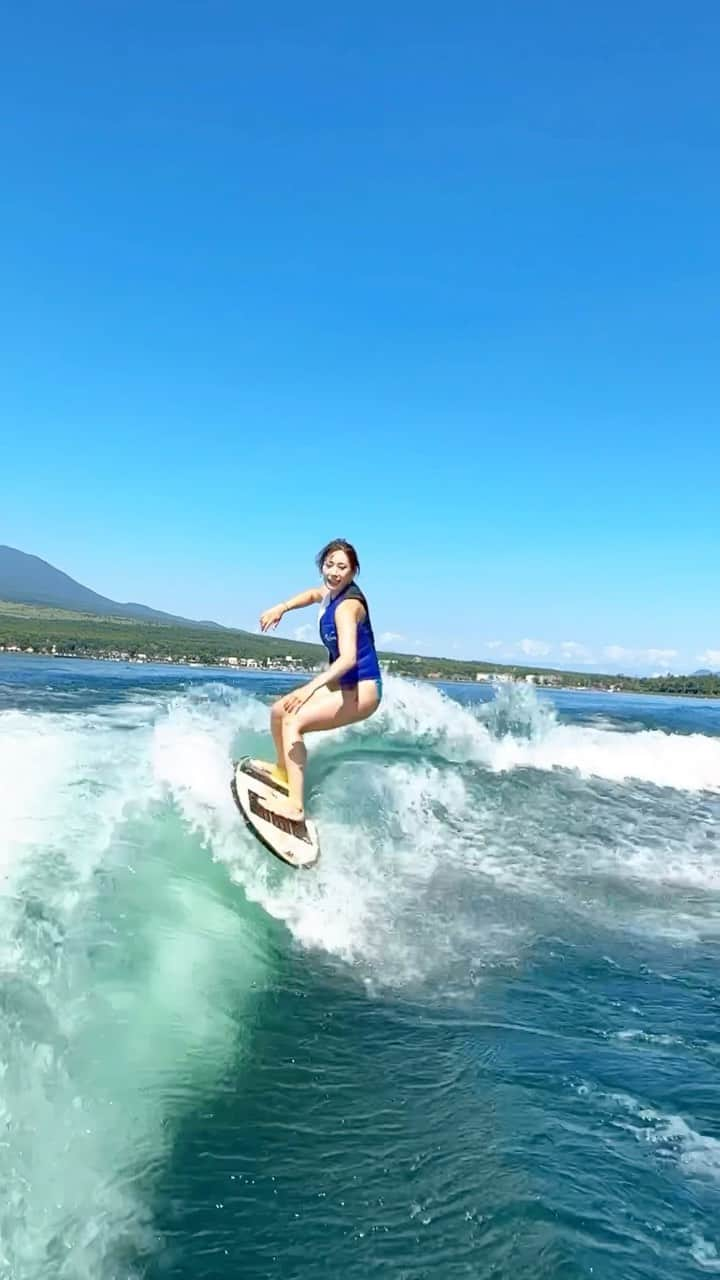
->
278, 683, 381, 818
270, 699, 287, 774
249, 699, 289, 783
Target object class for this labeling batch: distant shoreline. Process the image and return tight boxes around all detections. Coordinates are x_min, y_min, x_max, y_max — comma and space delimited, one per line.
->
0, 648, 314, 677
2, 649, 718, 701
2, 599, 718, 699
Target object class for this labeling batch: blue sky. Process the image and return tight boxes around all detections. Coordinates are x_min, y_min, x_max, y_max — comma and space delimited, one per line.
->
2, 1, 719, 674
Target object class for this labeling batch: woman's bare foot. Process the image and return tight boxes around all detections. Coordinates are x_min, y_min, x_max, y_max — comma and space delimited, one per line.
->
265, 794, 305, 825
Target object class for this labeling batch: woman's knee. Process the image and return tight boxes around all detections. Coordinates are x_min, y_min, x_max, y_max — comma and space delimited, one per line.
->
273, 703, 300, 736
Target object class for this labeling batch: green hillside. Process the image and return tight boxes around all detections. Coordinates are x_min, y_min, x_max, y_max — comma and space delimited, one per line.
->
0, 545, 224, 628
1, 599, 718, 697
0, 600, 323, 665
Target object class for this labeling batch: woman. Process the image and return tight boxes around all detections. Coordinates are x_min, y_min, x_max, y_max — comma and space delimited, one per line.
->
249, 539, 382, 824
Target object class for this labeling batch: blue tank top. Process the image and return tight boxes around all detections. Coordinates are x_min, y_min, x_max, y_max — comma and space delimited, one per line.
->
318, 583, 381, 688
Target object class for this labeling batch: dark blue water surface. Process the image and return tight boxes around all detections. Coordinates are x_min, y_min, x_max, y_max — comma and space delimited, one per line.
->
1, 655, 718, 1279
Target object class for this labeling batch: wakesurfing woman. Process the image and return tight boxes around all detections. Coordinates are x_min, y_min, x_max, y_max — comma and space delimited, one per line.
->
246, 538, 382, 824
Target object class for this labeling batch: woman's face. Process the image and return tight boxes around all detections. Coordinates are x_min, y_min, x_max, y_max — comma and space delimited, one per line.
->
322, 550, 355, 594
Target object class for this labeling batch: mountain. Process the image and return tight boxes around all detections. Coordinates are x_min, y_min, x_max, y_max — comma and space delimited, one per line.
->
0, 546, 227, 629
692, 668, 718, 677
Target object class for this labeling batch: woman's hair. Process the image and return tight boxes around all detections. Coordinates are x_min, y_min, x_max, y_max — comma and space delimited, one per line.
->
316, 539, 360, 574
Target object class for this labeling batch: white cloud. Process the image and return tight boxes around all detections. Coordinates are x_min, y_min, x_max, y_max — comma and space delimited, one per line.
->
293, 624, 313, 641
603, 645, 634, 663
644, 648, 678, 667
697, 649, 720, 667
603, 644, 680, 671
483, 640, 504, 651
518, 638, 552, 658
560, 640, 594, 663
379, 631, 407, 645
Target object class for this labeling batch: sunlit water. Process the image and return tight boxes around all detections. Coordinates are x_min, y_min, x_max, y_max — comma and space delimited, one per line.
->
1, 656, 719, 1279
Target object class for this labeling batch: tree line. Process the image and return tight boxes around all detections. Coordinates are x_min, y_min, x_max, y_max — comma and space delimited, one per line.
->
1, 605, 718, 697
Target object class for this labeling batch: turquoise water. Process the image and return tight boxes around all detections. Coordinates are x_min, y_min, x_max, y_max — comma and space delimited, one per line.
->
1, 656, 719, 1279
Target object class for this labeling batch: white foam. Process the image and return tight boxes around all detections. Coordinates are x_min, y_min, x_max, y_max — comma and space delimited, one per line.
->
573, 1083, 720, 1184
369, 677, 720, 794
488, 721, 720, 793
250, 761, 473, 973
147, 683, 513, 983
4, 673, 718, 1274
0, 694, 267, 1280
0, 703, 154, 894
690, 1235, 720, 1271
613, 1029, 683, 1048
149, 678, 720, 979
158, 698, 477, 984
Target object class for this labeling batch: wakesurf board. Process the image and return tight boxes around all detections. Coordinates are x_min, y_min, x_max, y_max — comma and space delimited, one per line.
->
231, 758, 320, 869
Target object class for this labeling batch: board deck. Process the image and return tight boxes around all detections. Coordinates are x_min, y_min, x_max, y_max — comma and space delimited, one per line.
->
237, 758, 289, 794
231, 758, 320, 869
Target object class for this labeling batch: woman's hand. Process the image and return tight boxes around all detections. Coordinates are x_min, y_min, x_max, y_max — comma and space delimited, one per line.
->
259, 603, 285, 633
282, 685, 314, 715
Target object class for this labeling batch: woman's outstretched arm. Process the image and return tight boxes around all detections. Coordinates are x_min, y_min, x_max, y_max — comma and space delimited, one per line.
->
259, 587, 324, 632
